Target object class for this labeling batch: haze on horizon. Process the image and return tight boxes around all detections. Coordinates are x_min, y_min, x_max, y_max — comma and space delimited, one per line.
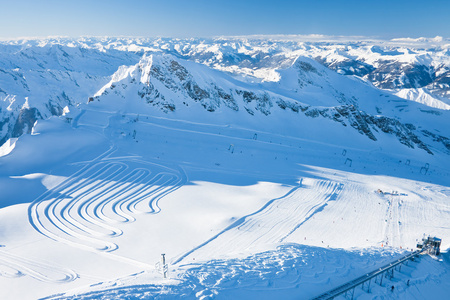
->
0, 0, 449, 39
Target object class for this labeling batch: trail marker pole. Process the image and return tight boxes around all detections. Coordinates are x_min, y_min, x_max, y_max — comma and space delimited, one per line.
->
345, 158, 352, 167
161, 253, 167, 278
228, 144, 234, 153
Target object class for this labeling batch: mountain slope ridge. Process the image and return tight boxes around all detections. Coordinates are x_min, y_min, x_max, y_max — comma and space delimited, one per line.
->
87, 52, 449, 155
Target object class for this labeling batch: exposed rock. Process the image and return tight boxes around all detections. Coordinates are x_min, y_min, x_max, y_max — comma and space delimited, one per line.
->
12, 108, 41, 138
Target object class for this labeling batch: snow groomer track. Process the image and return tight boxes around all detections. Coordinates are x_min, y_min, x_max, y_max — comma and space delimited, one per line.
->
0, 249, 77, 283
28, 156, 186, 252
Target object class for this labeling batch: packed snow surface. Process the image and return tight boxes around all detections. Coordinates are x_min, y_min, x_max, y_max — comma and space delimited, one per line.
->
0, 36, 449, 299
0, 109, 448, 299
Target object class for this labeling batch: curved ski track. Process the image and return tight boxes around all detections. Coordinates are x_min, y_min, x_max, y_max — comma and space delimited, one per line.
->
28, 158, 186, 252
0, 250, 77, 283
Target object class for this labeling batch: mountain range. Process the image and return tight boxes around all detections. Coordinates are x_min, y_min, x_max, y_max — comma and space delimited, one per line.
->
1, 36, 449, 155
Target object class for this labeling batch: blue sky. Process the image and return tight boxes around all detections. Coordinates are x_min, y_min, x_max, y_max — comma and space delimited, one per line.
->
0, 0, 448, 39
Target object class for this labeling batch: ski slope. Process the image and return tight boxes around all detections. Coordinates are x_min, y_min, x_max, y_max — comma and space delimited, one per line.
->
29, 157, 185, 252
0, 37, 449, 299
0, 103, 448, 299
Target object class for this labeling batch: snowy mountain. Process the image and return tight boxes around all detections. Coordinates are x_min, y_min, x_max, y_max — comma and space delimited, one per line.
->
0, 36, 449, 300
1, 36, 450, 148
0, 42, 140, 144
88, 52, 449, 156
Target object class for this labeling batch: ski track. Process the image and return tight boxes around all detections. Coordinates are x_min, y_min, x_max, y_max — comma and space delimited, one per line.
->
174, 179, 344, 264
0, 250, 77, 283
103, 111, 366, 158
383, 194, 404, 248
28, 157, 186, 253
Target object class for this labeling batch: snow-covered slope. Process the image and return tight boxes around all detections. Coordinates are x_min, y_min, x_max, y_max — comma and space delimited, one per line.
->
1, 36, 450, 147
88, 52, 449, 156
0, 37, 449, 300
393, 88, 450, 110
0, 42, 140, 145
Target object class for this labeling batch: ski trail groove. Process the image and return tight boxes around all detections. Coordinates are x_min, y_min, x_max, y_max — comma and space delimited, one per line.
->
279, 182, 344, 242
28, 156, 186, 253
174, 179, 343, 264
0, 250, 77, 283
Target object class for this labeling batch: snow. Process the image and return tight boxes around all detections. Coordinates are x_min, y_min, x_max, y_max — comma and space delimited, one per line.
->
48, 247, 450, 300
0, 102, 448, 299
0, 138, 17, 157
0, 36, 449, 299
393, 88, 450, 110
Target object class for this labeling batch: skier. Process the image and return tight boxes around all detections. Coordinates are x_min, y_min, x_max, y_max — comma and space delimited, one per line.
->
391, 285, 394, 292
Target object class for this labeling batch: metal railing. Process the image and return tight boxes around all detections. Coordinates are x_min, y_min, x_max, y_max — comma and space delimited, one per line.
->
312, 247, 427, 300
